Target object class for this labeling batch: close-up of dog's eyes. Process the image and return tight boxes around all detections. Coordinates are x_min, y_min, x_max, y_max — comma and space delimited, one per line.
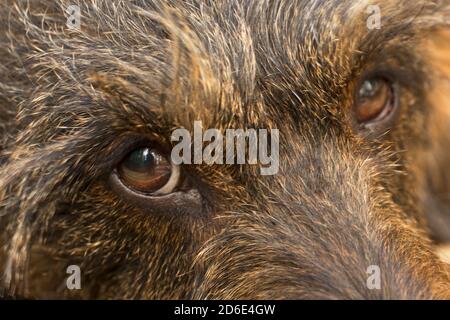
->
354, 77, 396, 126
116, 146, 179, 195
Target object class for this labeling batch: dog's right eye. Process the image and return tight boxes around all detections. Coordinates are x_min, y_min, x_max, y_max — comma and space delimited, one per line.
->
108, 140, 202, 214
116, 146, 180, 195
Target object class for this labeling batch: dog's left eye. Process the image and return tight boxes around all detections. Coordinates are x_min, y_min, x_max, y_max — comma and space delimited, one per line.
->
117, 146, 179, 195
354, 77, 395, 126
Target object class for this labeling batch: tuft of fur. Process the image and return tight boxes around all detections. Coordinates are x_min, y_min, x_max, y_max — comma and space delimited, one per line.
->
0, 0, 449, 299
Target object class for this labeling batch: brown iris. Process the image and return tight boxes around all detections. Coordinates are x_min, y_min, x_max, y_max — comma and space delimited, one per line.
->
355, 77, 394, 124
118, 147, 172, 194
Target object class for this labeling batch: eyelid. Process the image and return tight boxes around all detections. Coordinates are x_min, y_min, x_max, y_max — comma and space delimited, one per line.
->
108, 169, 203, 216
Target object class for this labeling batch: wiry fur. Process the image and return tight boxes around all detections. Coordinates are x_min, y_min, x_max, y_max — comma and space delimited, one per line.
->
0, 0, 449, 299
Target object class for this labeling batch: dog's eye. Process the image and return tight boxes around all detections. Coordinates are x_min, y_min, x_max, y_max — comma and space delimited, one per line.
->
108, 140, 201, 214
117, 146, 179, 195
354, 77, 395, 125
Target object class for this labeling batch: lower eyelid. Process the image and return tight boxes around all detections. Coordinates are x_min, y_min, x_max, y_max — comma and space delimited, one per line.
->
108, 170, 203, 215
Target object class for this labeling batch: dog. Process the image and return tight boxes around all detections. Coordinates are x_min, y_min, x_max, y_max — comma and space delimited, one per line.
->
0, 0, 449, 299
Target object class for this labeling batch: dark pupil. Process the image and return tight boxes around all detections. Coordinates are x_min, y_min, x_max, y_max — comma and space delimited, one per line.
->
123, 147, 155, 173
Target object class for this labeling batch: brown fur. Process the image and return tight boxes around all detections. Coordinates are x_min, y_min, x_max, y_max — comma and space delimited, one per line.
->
0, 0, 450, 299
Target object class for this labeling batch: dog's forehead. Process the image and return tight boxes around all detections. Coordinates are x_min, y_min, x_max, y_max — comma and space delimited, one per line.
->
15, 0, 436, 131
123, 0, 428, 127
245, 0, 425, 85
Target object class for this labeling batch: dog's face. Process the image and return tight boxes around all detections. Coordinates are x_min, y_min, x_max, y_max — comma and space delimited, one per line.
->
0, 0, 450, 299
